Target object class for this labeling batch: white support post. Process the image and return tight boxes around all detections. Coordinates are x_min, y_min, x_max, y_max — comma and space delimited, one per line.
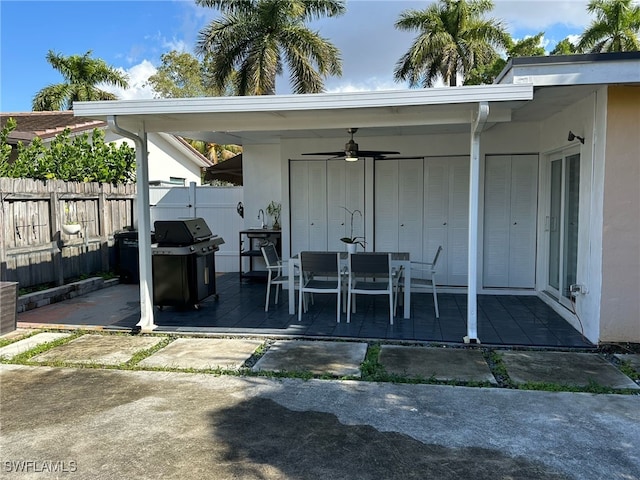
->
189, 181, 197, 218
465, 102, 489, 344
108, 117, 156, 332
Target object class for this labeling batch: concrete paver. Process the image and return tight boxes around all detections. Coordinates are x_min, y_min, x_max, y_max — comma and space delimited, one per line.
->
501, 351, 639, 389
138, 337, 263, 370
252, 340, 368, 376
379, 345, 497, 384
31, 334, 163, 365
0, 332, 71, 359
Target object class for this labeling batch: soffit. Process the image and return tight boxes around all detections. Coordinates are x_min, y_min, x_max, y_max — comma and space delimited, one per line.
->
74, 84, 532, 145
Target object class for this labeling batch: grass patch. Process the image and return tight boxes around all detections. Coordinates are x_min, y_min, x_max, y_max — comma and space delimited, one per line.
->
517, 379, 637, 395
617, 360, 640, 381
4, 331, 84, 364
0, 330, 42, 349
124, 336, 175, 367
484, 349, 515, 388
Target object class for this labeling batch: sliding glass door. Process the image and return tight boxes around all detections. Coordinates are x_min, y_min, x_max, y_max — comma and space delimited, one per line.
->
547, 154, 580, 307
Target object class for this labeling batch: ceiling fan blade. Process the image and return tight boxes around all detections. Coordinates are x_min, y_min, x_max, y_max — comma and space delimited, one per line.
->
301, 151, 346, 157
373, 154, 423, 160
301, 129, 402, 159
357, 150, 401, 156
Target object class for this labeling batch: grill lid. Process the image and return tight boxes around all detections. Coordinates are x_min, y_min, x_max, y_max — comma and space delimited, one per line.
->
154, 218, 213, 246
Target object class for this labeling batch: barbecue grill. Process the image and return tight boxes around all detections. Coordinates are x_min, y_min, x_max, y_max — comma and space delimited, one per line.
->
151, 218, 224, 309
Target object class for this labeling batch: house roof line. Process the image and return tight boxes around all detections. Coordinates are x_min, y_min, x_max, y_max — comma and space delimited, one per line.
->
159, 133, 213, 168
74, 84, 534, 118
1, 111, 106, 143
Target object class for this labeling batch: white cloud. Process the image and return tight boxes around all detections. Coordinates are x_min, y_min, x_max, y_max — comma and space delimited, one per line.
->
326, 78, 403, 93
162, 37, 188, 53
494, 0, 592, 32
567, 34, 581, 45
101, 60, 158, 101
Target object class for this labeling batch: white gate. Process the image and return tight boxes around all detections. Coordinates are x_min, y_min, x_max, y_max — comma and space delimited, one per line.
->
150, 183, 244, 272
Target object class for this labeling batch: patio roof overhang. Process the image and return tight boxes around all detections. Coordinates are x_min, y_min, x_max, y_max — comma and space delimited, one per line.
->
74, 83, 534, 144
74, 84, 535, 339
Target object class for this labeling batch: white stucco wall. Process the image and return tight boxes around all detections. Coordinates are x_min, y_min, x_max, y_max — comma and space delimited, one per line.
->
243, 143, 282, 229
106, 132, 204, 185
537, 90, 604, 343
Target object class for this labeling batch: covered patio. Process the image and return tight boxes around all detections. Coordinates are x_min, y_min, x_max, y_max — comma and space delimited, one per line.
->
73, 55, 640, 346
96, 274, 591, 348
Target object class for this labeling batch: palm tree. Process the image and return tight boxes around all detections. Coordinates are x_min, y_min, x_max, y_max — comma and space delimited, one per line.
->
577, 0, 640, 53
195, 0, 344, 95
394, 0, 509, 87
188, 139, 242, 164
33, 50, 129, 111
551, 38, 578, 55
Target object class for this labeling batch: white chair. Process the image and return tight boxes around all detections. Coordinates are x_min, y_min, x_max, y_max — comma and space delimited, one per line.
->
346, 253, 397, 325
261, 243, 303, 312
298, 252, 343, 323
395, 246, 442, 318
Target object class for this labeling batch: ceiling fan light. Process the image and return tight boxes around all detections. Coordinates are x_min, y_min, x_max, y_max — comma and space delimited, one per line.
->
345, 154, 359, 162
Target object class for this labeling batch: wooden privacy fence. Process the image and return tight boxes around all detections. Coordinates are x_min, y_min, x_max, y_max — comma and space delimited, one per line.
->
0, 178, 136, 289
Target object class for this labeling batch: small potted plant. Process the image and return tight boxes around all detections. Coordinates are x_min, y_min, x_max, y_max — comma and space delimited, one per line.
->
62, 203, 81, 235
266, 201, 281, 230
340, 206, 366, 253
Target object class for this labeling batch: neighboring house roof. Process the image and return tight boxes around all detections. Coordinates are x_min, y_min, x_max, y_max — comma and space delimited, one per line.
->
0, 111, 105, 144
0, 110, 212, 169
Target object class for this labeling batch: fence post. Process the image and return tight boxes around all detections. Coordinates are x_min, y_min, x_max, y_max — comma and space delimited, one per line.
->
98, 186, 109, 272
0, 182, 6, 281
189, 181, 196, 218
50, 191, 65, 286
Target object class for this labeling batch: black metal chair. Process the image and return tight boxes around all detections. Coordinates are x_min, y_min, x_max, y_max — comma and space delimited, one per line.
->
346, 252, 396, 325
298, 252, 343, 323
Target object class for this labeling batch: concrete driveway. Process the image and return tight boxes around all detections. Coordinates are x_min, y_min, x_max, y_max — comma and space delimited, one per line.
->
2, 363, 639, 480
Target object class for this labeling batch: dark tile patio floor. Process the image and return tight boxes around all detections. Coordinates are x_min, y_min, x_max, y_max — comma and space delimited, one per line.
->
97, 273, 592, 348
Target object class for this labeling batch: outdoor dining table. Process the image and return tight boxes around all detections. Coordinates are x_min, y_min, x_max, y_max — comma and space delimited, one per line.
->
287, 252, 411, 319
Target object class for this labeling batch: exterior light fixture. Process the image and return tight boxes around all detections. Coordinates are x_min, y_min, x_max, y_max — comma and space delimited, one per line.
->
568, 131, 585, 144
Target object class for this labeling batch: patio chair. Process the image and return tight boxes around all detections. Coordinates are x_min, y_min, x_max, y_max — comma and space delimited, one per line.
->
261, 243, 305, 312
346, 253, 397, 325
298, 252, 343, 323
395, 245, 442, 318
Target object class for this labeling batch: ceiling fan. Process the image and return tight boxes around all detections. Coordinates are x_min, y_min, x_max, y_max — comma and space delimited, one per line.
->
302, 128, 401, 161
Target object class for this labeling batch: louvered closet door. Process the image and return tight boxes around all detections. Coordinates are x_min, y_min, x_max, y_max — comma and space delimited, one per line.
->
290, 160, 327, 255
398, 159, 424, 261
327, 160, 365, 251
374, 160, 400, 252
374, 158, 424, 260
424, 157, 469, 286
483, 154, 538, 288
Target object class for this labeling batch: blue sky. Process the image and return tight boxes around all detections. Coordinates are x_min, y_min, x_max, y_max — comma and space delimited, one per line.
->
1, 0, 594, 112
